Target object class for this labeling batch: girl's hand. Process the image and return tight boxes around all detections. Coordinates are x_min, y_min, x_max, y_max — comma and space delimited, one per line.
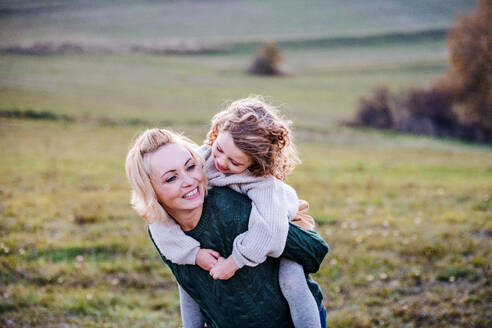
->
291, 199, 316, 230
196, 249, 221, 271
209, 255, 240, 280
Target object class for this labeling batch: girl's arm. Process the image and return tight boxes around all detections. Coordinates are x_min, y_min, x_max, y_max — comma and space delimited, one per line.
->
149, 220, 219, 269
210, 177, 293, 279
233, 178, 293, 265
179, 285, 205, 328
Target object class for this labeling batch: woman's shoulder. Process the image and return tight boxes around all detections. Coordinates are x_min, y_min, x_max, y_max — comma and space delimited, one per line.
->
205, 187, 252, 218
200, 187, 252, 234
206, 187, 251, 207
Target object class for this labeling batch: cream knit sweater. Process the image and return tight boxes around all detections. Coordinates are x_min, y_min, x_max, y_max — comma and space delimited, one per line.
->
149, 144, 298, 268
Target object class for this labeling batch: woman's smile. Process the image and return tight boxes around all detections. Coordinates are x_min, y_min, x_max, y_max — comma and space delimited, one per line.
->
183, 187, 200, 199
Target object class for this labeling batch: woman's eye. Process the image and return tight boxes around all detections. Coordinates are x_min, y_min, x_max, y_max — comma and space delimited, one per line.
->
231, 162, 238, 167
217, 146, 223, 153
187, 164, 196, 171
165, 176, 176, 183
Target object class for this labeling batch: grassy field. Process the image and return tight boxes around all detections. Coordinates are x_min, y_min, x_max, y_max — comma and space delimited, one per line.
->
0, 0, 474, 46
1, 0, 491, 327
1, 119, 490, 327
0, 0, 470, 129
0, 37, 447, 130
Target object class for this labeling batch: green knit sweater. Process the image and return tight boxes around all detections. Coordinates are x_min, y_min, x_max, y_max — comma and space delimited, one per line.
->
149, 187, 329, 328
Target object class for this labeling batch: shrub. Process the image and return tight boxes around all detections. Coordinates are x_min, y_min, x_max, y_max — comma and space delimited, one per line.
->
395, 87, 458, 137
248, 42, 284, 76
0, 108, 66, 121
350, 86, 465, 140
354, 87, 394, 129
350, 86, 458, 137
349, 0, 492, 144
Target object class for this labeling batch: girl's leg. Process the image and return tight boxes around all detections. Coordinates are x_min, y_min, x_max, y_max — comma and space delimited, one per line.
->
279, 258, 321, 328
178, 284, 205, 328
319, 303, 327, 328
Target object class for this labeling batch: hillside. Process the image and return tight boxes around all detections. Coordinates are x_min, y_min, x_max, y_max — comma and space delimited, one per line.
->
0, 0, 475, 47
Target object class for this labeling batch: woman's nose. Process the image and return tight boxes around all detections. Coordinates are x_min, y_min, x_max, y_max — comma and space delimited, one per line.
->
182, 172, 194, 186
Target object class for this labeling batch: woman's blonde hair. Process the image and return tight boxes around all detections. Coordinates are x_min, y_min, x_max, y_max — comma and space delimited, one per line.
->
125, 128, 205, 224
206, 95, 300, 180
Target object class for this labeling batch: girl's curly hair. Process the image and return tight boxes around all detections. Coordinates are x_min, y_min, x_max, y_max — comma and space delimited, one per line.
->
205, 95, 300, 180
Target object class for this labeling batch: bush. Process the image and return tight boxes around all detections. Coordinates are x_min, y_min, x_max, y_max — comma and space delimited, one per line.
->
0, 108, 66, 121
354, 87, 394, 129
350, 86, 468, 140
349, 0, 492, 144
395, 87, 458, 137
248, 42, 284, 76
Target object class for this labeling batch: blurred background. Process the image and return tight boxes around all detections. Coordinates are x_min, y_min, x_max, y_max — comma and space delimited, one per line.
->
1, 1, 490, 327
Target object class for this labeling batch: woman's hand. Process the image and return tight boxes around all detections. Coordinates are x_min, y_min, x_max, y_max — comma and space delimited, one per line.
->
196, 249, 221, 271
210, 255, 240, 280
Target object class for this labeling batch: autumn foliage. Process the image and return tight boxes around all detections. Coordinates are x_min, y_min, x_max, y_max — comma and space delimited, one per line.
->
351, 0, 492, 143
444, 0, 492, 141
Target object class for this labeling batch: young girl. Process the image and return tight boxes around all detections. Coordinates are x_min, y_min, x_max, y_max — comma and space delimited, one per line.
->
150, 95, 322, 327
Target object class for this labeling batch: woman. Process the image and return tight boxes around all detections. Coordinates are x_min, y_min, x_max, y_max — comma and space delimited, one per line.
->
125, 128, 328, 327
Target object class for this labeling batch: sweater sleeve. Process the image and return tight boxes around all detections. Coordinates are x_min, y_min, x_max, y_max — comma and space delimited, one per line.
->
283, 182, 301, 221
282, 223, 329, 274
148, 219, 201, 265
230, 177, 290, 268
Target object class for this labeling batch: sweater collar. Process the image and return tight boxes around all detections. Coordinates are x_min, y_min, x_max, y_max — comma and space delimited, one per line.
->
184, 195, 211, 239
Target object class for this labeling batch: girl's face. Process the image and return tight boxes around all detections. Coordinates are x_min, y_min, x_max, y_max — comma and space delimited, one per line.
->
212, 131, 253, 175
147, 143, 206, 216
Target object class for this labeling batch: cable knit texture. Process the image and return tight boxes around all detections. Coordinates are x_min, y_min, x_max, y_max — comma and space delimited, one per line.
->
149, 187, 329, 328
150, 144, 297, 267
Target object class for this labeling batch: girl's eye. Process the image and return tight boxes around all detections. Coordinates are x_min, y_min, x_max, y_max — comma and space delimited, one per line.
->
216, 145, 223, 153
165, 176, 176, 183
187, 164, 196, 171
231, 162, 239, 167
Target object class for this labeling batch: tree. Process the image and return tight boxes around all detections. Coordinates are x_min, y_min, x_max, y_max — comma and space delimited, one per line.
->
445, 0, 492, 141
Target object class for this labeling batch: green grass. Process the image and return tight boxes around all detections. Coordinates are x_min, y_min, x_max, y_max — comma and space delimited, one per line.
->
0, 0, 474, 46
0, 38, 447, 130
1, 119, 490, 327
0, 1, 490, 326
0, 1, 459, 131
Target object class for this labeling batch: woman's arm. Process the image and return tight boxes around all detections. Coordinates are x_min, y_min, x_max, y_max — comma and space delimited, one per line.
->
179, 285, 205, 328
282, 223, 329, 274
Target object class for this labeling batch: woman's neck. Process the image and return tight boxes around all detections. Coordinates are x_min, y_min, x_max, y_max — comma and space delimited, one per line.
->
167, 205, 203, 232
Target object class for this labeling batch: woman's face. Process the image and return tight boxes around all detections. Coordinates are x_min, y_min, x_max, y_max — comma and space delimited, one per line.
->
147, 143, 206, 216
211, 130, 253, 175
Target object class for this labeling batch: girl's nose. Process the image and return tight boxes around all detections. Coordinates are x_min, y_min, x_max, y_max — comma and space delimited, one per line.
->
218, 158, 228, 170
